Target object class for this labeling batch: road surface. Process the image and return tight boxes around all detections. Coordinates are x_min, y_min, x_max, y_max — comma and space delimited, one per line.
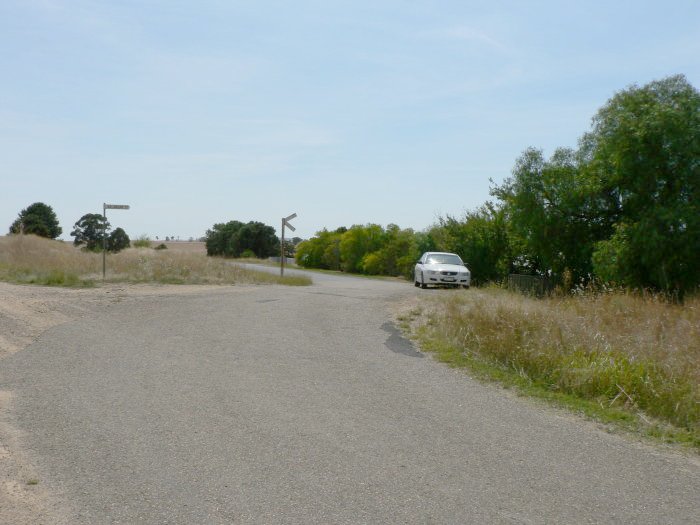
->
1, 269, 698, 523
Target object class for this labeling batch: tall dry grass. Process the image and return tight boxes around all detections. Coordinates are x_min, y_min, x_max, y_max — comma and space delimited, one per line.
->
0, 235, 310, 286
411, 287, 699, 442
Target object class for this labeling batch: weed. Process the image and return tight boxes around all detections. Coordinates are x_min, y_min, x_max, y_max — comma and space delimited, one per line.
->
404, 288, 700, 449
132, 235, 152, 248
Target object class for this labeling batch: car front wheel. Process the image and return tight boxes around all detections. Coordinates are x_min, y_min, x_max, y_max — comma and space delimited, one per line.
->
420, 273, 427, 289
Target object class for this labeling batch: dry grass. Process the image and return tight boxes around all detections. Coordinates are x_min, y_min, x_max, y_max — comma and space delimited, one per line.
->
139, 240, 207, 253
404, 287, 700, 447
0, 235, 310, 286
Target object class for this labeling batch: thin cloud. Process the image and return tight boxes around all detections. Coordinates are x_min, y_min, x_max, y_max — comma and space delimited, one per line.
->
425, 25, 510, 53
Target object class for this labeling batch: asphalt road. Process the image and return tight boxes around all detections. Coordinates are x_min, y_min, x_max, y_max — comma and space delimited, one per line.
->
1, 270, 699, 524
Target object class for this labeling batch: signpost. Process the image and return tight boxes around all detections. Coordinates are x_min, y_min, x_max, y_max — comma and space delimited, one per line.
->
103, 203, 130, 279
280, 213, 297, 277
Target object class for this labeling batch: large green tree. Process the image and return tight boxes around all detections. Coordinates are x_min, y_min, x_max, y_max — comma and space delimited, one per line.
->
205, 220, 280, 258
491, 147, 612, 284
587, 75, 700, 295
9, 202, 62, 239
71, 213, 109, 251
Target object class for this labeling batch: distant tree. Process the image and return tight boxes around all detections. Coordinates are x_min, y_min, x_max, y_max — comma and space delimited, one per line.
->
205, 220, 279, 258
295, 229, 340, 269
107, 227, 130, 252
71, 213, 109, 251
205, 221, 244, 256
8, 202, 62, 239
282, 240, 296, 258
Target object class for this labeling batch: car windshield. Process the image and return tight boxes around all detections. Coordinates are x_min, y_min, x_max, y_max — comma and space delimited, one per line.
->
426, 254, 463, 265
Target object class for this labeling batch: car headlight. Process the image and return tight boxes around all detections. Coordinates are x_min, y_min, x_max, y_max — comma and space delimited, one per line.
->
427, 270, 438, 275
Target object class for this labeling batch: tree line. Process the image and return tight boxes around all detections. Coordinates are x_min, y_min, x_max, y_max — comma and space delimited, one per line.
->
7, 75, 697, 296
296, 75, 699, 297
8, 204, 131, 252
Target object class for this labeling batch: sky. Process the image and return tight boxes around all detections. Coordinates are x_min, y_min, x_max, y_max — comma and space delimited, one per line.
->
1, 1, 699, 241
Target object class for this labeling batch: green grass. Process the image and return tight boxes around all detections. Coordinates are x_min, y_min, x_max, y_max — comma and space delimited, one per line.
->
399, 288, 700, 450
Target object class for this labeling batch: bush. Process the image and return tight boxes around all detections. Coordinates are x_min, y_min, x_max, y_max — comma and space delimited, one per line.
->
133, 235, 152, 248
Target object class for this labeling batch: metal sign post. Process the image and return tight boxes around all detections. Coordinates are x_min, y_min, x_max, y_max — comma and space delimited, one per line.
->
103, 203, 130, 280
280, 213, 297, 277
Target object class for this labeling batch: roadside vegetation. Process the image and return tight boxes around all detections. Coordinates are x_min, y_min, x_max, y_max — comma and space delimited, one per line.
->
297, 75, 699, 300
0, 235, 310, 287
400, 287, 700, 449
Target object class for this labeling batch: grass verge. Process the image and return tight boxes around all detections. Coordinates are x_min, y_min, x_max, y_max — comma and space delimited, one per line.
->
398, 287, 700, 450
0, 235, 311, 287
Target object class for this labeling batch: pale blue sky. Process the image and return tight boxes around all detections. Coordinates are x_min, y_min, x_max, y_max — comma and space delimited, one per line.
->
2, 1, 699, 240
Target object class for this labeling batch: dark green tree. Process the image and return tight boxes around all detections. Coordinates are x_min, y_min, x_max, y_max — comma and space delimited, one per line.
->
586, 74, 700, 295
107, 227, 130, 252
71, 213, 109, 251
9, 202, 62, 239
237, 222, 280, 258
491, 147, 611, 285
205, 221, 244, 256
205, 220, 279, 258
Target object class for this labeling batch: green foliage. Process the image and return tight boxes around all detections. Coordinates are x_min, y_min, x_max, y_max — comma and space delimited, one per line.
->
587, 75, 700, 296
296, 228, 344, 270
296, 224, 420, 277
484, 74, 699, 296
132, 235, 151, 248
107, 227, 130, 253
428, 203, 512, 285
154, 243, 167, 250
71, 213, 109, 251
339, 224, 385, 273
205, 220, 280, 258
491, 147, 611, 284
300, 74, 699, 295
8, 202, 62, 239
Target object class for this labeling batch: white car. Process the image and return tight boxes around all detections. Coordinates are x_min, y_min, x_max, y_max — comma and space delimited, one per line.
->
414, 252, 471, 289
